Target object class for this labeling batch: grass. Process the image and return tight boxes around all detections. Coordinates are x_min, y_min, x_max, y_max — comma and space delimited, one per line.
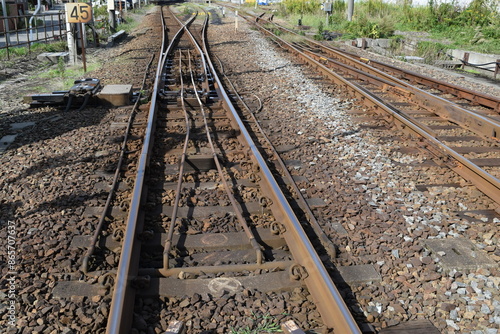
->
33, 61, 101, 92
230, 313, 283, 334
0, 41, 68, 61
116, 15, 140, 33
272, 0, 500, 54
280, 32, 307, 44
129, 4, 154, 15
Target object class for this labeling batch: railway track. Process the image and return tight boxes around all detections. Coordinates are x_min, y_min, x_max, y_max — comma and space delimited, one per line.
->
3, 4, 498, 334
94, 6, 361, 334
228, 8, 500, 210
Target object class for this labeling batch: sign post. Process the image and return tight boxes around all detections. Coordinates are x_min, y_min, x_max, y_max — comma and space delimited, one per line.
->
65, 3, 93, 72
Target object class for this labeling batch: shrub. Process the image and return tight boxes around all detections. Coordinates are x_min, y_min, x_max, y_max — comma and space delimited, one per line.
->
279, 0, 322, 15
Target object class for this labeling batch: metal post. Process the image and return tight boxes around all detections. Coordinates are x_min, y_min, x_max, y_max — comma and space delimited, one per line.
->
65, 15, 77, 64
1, 0, 11, 45
80, 21, 86, 72
347, 0, 354, 21
14, 14, 19, 48
44, 13, 48, 43
235, 10, 238, 31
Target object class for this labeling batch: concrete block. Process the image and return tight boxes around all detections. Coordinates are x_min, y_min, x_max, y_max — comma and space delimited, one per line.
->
98, 84, 132, 106
425, 238, 496, 273
356, 38, 373, 48
11, 122, 35, 130
333, 264, 381, 284
305, 198, 327, 208
375, 38, 391, 48
37, 52, 69, 63
451, 49, 499, 72
434, 60, 462, 69
0, 134, 18, 153
53, 281, 101, 298
107, 29, 126, 47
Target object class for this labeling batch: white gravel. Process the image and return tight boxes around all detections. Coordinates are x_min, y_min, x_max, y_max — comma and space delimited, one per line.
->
210, 13, 499, 333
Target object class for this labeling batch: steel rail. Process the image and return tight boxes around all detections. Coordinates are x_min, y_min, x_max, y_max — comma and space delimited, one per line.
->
199, 9, 361, 334
186, 47, 263, 265
162, 49, 193, 271
344, 48, 500, 113
291, 42, 500, 140
236, 12, 500, 207
230, 8, 500, 140
160, 12, 263, 276
105, 8, 192, 334
214, 54, 338, 259
80, 52, 156, 275
251, 10, 500, 113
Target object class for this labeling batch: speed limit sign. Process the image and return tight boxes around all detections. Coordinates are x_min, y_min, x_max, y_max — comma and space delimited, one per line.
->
65, 3, 93, 23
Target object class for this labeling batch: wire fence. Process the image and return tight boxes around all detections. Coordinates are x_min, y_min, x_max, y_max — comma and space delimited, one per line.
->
0, 11, 67, 59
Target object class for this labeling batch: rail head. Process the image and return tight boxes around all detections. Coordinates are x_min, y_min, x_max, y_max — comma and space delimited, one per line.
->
235, 8, 500, 207
105, 7, 197, 334
198, 9, 362, 334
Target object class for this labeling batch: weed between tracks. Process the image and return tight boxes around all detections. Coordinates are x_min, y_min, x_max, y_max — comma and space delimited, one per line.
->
230, 313, 283, 334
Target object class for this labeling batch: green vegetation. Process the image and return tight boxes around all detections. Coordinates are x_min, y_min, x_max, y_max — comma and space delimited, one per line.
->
93, 4, 111, 35
280, 32, 307, 43
34, 61, 100, 91
414, 40, 449, 61
116, 15, 140, 33
131, 4, 154, 15
275, 0, 500, 53
230, 313, 282, 334
0, 41, 67, 60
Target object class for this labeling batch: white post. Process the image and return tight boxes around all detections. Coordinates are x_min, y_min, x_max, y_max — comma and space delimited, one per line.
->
235, 10, 238, 30
65, 6, 77, 64
347, 0, 354, 21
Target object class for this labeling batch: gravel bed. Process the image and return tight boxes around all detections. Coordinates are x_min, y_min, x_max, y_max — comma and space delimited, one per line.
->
0, 7, 162, 334
1, 4, 499, 334
208, 8, 499, 333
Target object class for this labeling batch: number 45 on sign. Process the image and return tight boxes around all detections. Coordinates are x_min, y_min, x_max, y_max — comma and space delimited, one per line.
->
65, 3, 92, 23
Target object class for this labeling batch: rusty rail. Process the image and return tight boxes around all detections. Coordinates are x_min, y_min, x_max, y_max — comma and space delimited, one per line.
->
248, 11, 500, 113
105, 8, 191, 334
107, 5, 362, 333
231, 8, 500, 207
199, 10, 361, 333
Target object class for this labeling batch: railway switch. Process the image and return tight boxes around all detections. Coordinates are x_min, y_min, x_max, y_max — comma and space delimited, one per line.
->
24, 78, 133, 110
